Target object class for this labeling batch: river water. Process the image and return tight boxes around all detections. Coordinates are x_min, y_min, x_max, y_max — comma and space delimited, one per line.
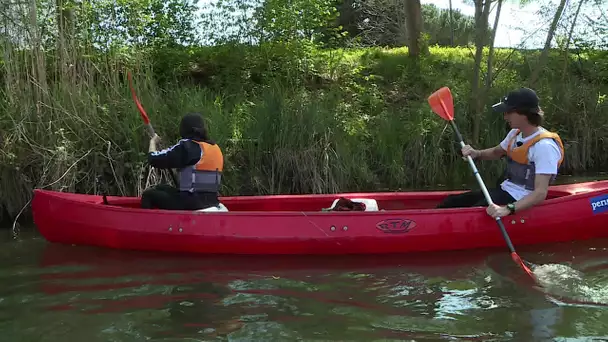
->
1, 228, 607, 341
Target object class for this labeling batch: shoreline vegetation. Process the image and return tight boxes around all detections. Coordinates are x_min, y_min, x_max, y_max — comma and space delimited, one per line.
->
0, 0, 608, 222
2, 45, 607, 225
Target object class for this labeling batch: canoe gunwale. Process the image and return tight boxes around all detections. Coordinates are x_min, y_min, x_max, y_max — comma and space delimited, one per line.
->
31, 180, 608, 217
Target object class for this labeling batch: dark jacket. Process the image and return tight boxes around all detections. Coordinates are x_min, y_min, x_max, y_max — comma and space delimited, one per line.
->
147, 139, 202, 170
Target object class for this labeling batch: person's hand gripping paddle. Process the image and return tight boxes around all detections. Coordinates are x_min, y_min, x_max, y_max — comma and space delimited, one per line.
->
127, 71, 178, 186
428, 86, 536, 282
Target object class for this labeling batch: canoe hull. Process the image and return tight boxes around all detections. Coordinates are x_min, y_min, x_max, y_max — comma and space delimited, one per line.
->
31, 181, 608, 255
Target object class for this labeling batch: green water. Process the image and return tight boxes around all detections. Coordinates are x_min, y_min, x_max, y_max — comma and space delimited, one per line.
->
0, 228, 607, 341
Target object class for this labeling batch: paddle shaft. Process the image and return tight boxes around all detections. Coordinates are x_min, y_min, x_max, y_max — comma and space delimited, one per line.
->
145, 123, 156, 138
449, 120, 518, 254
128, 72, 179, 186
142, 117, 179, 187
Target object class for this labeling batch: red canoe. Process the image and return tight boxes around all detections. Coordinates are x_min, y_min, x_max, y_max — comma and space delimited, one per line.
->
31, 180, 608, 255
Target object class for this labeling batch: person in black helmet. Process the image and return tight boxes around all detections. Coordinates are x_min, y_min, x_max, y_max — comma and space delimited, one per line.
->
436, 88, 565, 218
140, 112, 224, 211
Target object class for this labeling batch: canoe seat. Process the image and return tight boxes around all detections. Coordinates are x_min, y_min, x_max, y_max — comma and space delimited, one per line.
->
325, 197, 379, 212
196, 203, 229, 212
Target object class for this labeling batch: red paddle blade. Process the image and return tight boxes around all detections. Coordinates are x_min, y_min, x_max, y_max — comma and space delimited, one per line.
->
511, 252, 537, 281
127, 71, 151, 125
428, 86, 455, 121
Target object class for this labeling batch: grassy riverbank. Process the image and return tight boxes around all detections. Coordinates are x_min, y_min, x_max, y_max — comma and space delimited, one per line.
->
1, 43, 607, 223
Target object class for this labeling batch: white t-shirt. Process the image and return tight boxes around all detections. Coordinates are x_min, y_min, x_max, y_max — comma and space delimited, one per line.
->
498, 128, 562, 200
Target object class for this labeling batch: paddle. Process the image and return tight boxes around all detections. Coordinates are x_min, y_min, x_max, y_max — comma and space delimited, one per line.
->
127, 71, 178, 186
127, 71, 156, 138
427, 86, 536, 282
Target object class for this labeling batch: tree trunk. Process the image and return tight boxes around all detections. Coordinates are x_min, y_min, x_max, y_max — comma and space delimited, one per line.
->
529, 0, 567, 86
562, 0, 586, 80
471, 0, 492, 145
404, 0, 427, 57
485, 0, 503, 91
449, 0, 454, 46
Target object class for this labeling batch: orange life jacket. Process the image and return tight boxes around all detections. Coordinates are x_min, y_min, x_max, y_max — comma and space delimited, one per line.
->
504, 129, 564, 190
178, 140, 223, 193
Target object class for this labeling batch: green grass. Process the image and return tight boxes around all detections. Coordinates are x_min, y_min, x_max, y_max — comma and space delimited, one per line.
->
1, 43, 607, 223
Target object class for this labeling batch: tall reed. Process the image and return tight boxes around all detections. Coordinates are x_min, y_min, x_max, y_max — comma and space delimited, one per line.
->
1, 43, 607, 224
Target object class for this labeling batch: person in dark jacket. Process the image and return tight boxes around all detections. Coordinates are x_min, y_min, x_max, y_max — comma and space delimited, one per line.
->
140, 112, 224, 211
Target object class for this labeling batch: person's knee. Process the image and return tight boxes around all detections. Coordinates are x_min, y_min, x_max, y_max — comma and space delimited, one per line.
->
141, 187, 161, 208
472, 198, 489, 207
436, 194, 462, 208
140, 193, 154, 209
141, 189, 156, 202
155, 184, 176, 192
142, 184, 159, 194
436, 190, 484, 208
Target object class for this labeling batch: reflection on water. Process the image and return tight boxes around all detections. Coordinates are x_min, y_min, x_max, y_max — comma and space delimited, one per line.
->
0, 229, 607, 341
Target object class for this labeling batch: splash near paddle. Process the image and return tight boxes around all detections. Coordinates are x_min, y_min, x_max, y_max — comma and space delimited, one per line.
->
427, 86, 537, 283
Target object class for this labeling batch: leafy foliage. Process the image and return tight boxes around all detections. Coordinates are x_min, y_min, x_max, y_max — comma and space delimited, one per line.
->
87, 0, 198, 49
